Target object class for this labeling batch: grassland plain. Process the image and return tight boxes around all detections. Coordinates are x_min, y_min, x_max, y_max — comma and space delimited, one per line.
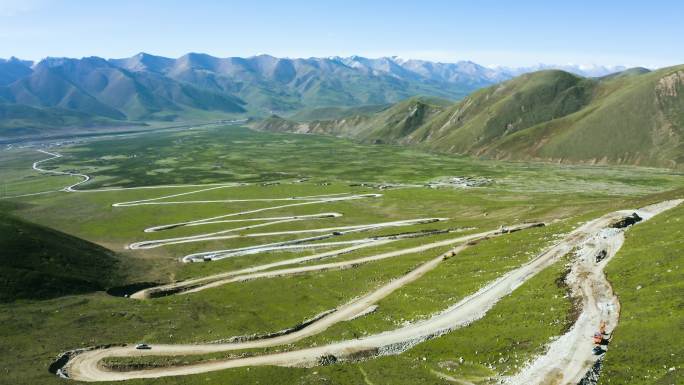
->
0, 148, 78, 197
20, 125, 682, 191
0, 125, 682, 384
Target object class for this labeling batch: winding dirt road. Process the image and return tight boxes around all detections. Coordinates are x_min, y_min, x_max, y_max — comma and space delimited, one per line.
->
60, 201, 682, 382
33, 149, 91, 191
506, 199, 682, 385
20, 150, 683, 383
27, 151, 442, 264
63, 223, 542, 381
131, 226, 525, 299
129, 216, 446, 252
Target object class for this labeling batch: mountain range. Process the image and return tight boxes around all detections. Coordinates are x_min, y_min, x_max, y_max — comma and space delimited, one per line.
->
255, 65, 684, 168
2, 53, 680, 169
0, 53, 631, 137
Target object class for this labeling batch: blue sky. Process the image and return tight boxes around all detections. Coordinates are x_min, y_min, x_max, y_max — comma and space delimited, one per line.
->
1, 0, 682, 67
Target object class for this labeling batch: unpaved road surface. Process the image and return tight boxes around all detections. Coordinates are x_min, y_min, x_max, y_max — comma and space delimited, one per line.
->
129, 216, 445, 252
59, 201, 682, 382
24, 151, 683, 383
131, 227, 503, 299
116, 189, 448, 262
1, 149, 90, 199
506, 199, 682, 385
139, 225, 540, 351
34, 150, 91, 191
63, 223, 541, 381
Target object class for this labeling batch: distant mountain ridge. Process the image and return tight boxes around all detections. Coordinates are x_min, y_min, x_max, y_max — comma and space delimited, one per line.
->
0, 53, 638, 138
492, 63, 629, 78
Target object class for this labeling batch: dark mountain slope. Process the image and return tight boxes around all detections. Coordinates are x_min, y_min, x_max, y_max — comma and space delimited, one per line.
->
0, 53, 675, 157
0, 103, 120, 138
0, 57, 33, 86
145, 54, 472, 112
0, 211, 123, 302
1, 53, 493, 137
0, 64, 126, 119
0, 57, 246, 123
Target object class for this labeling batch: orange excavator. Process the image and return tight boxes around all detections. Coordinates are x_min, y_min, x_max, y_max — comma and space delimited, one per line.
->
592, 320, 608, 355
594, 320, 607, 342
592, 332, 603, 345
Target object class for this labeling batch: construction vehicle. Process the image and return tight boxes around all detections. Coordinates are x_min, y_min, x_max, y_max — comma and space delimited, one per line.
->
592, 345, 605, 355
592, 320, 608, 348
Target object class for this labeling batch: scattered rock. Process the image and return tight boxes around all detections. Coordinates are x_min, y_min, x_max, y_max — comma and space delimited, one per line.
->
595, 250, 607, 263
318, 354, 337, 365
610, 213, 642, 229
426, 176, 493, 189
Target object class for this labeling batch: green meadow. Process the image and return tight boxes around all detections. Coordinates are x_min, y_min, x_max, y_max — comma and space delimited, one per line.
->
0, 125, 682, 384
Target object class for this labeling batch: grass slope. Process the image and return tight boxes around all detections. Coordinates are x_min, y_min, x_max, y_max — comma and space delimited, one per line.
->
287, 103, 392, 122
0, 210, 122, 302
253, 96, 452, 141
22, 125, 683, 192
599, 204, 684, 385
0, 127, 681, 384
493, 66, 684, 167
437, 66, 684, 168
411, 70, 596, 153
257, 66, 684, 168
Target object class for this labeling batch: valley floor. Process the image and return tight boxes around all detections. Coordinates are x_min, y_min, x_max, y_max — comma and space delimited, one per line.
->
1, 125, 682, 385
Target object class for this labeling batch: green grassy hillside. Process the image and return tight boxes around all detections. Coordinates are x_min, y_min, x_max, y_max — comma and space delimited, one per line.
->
0, 125, 682, 384
491, 66, 684, 167
354, 96, 453, 143
257, 66, 684, 168
412, 70, 596, 152
287, 103, 391, 121
0, 209, 123, 302
599, 203, 684, 385
253, 96, 450, 141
